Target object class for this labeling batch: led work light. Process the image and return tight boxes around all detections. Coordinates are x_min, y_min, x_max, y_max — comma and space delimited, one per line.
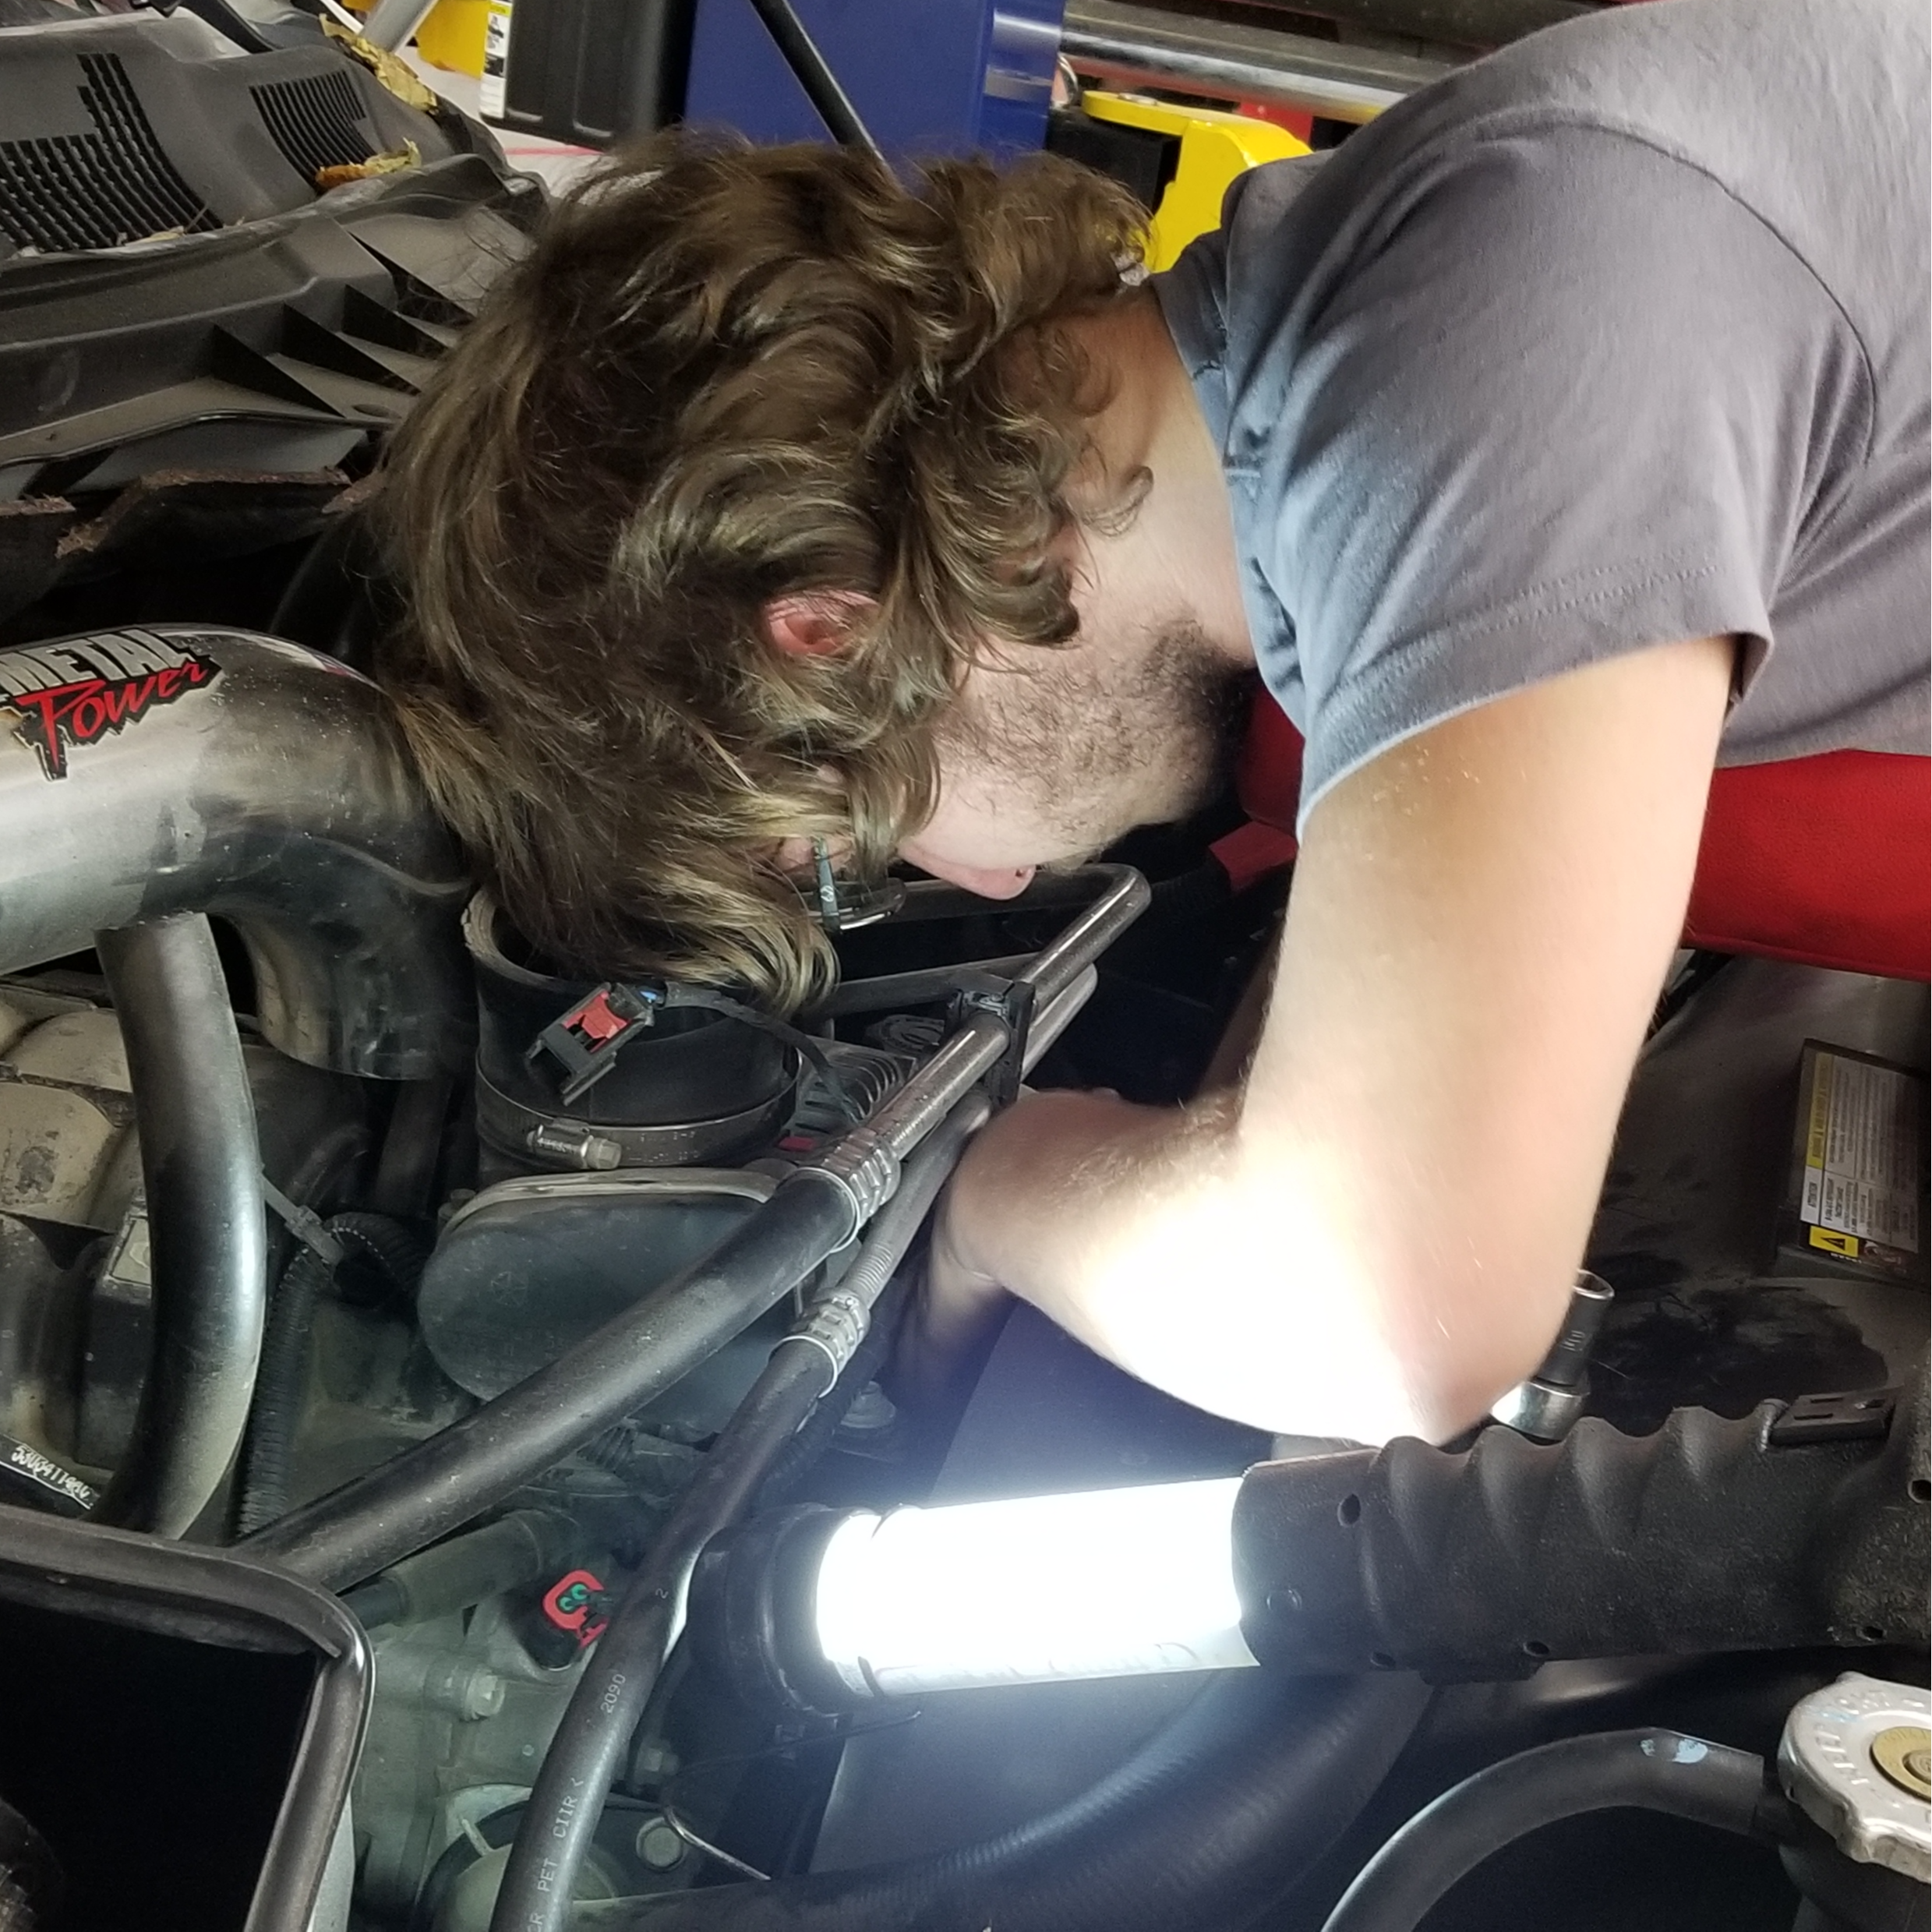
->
689, 1365, 1927, 1718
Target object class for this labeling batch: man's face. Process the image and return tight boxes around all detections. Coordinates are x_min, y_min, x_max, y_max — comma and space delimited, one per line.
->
899, 613, 1250, 899
895, 500, 1256, 898
777, 288, 1258, 902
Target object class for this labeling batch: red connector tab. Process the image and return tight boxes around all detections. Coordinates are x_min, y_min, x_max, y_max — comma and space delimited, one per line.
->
531, 981, 666, 1105
541, 1568, 609, 1648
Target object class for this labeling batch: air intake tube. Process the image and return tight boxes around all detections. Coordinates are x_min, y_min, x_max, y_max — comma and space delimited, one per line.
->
0, 627, 470, 1530
0, 627, 471, 1079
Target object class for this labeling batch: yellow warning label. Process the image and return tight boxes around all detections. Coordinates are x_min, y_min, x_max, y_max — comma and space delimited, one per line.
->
1810, 1227, 1862, 1259
1806, 1055, 1832, 1171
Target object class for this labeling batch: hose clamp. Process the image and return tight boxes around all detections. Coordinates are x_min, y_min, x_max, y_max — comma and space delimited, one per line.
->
775, 1287, 872, 1396
800, 1125, 901, 1243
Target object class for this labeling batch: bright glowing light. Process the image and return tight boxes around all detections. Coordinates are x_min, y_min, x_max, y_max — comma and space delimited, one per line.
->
811, 1478, 1257, 1697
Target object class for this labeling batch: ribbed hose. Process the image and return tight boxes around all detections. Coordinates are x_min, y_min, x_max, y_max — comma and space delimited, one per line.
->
231, 1243, 330, 1538
329, 1211, 433, 1299
1319, 1729, 1782, 1932
231, 1212, 428, 1537
613, 1669, 1431, 1932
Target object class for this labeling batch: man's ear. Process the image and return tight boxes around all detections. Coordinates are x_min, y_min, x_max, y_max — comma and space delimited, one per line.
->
763, 590, 876, 659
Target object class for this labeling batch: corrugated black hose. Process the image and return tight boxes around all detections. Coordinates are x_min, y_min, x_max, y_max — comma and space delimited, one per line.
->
231, 1212, 429, 1537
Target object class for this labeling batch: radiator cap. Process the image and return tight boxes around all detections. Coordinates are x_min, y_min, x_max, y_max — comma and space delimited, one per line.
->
1780, 1672, 1932, 1880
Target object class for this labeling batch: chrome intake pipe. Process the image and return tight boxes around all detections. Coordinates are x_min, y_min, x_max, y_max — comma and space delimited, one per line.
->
0, 627, 470, 1079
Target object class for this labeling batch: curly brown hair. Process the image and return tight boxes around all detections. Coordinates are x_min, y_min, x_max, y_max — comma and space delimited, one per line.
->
376, 129, 1146, 1009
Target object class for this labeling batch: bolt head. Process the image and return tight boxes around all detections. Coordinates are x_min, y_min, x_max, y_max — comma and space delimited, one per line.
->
636, 1819, 687, 1871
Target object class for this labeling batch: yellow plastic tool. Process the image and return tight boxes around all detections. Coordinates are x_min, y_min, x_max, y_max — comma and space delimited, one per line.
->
1079, 91, 1310, 270
415, 0, 491, 77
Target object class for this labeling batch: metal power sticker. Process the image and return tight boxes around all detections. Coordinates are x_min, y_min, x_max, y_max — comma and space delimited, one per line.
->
0, 629, 221, 779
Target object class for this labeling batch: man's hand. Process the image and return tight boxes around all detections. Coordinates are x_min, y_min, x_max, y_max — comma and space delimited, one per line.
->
893, 1090, 1143, 1404
898, 636, 1736, 1443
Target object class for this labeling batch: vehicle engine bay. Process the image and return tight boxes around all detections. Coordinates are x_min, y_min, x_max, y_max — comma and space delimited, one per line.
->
0, 12, 1925, 1932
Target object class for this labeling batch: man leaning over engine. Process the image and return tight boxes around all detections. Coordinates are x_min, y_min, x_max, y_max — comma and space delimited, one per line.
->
378, 0, 1930, 1444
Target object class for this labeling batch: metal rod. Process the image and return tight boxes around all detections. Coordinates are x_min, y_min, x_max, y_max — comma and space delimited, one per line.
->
1018, 863, 1150, 1007
807, 955, 1036, 1020
745, 0, 888, 161
870, 1011, 1013, 1161
894, 869, 1139, 921
93, 916, 268, 1538
359, 0, 440, 51
1023, 963, 1100, 1074
841, 934, 1117, 1164
1061, 0, 1454, 122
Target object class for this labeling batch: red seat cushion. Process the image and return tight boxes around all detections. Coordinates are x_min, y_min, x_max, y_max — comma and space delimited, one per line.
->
1685, 751, 1929, 980
1222, 693, 1930, 982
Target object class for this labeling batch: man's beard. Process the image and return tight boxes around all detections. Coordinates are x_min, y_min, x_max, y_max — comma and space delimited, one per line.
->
951, 620, 1252, 856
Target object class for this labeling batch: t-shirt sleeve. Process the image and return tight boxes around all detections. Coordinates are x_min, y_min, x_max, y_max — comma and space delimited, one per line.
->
1245, 125, 1874, 827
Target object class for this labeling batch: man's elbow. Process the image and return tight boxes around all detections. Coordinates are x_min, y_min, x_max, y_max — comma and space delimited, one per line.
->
1374, 1253, 1581, 1445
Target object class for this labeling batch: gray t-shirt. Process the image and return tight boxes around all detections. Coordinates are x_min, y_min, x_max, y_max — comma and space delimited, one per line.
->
1153, 0, 1929, 828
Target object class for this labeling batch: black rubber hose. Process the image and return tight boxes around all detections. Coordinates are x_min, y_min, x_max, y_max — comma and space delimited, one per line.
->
490, 1096, 991, 1932
232, 1213, 429, 1537
613, 1669, 1431, 1931
756, 1273, 909, 1511
1319, 1729, 1782, 1932
757, 1093, 989, 1510
238, 1170, 859, 1591
94, 915, 267, 1537
489, 1340, 832, 1932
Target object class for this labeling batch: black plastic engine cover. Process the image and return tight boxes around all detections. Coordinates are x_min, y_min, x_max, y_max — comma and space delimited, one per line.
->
0, 10, 464, 253
0, 11, 539, 634
416, 1168, 796, 1430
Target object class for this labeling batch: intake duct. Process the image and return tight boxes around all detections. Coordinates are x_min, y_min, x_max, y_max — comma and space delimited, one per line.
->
464, 892, 797, 1179
0, 626, 471, 1079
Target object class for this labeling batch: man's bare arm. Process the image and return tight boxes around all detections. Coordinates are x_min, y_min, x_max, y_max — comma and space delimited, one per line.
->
920, 635, 1735, 1442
